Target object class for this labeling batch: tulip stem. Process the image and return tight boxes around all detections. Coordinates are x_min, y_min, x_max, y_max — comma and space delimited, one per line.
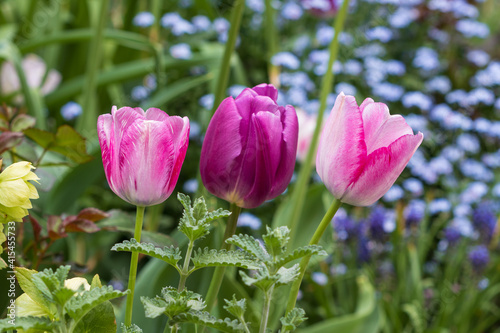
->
286, 0, 350, 249
285, 198, 342, 313
204, 204, 242, 313
210, 0, 245, 116
124, 205, 146, 327
260, 285, 275, 333
178, 239, 195, 291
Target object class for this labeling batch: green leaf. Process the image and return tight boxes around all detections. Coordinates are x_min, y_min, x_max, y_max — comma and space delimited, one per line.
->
91, 274, 102, 289
239, 265, 277, 292
53, 287, 77, 307
276, 265, 300, 287
111, 239, 182, 269
14, 267, 52, 314
191, 248, 260, 270
402, 301, 425, 333
170, 311, 245, 333
31, 266, 71, 302
275, 245, 328, 268
223, 295, 247, 319
177, 193, 231, 241
65, 286, 129, 322
121, 323, 144, 333
226, 234, 270, 262
23, 127, 55, 148
298, 276, 380, 333
141, 287, 205, 319
263, 226, 290, 258
0, 316, 55, 332
281, 307, 307, 332
73, 301, 118, 333
10, 114, 36, 132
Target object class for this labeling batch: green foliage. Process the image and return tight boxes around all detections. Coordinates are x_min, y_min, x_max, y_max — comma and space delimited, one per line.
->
223, 295, 247, 320
226, 233, 271, 262
275, 245, 328, 268
177, 192, 231, 241
0, 316, 55, 332
263, 226, 291, 258
10, 266, 126, 333
280, 308, 308, 332
190, 248, 260, 270
112, 238, 182, 270
141, 287, 205, 319
121, 323, 144, 333
65, 286, 129, 322
23, 125, 93, 164
170, 311, 246, 333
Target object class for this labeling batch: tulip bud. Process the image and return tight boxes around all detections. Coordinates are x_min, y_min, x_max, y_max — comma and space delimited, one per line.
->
97, 106, 189, 206
200, 84, 298, 209
0, 161, 39, 223
316, 93, 423, 206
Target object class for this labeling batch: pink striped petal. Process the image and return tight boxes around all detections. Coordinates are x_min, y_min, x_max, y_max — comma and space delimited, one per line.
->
164, 116, 190, 196
316, 93, 366, 199
362, 102, 413, 154
341, 133, 424, 206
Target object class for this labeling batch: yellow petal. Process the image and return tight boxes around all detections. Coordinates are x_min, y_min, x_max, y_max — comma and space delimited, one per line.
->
0, 162, 33, 181
27, 182, 39, 199
22, 171, 40, 182
0, 179, 30, 207
0, 204, 28, 220
64, 277, 91, 293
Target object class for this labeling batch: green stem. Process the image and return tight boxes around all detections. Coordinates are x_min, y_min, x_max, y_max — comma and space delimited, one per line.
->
204, 204, 242, 313
264, 0, 279, 86
286, 0, 350, 248
76, 0, 109, 135
285, 198, 342, 313
124, 205, 146, 327
209, 0, 245, 118
260, 285, 274, 333
178, 239, 195, 291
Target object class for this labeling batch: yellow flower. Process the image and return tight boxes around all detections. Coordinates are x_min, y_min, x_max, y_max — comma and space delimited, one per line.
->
0, 161, 39, 223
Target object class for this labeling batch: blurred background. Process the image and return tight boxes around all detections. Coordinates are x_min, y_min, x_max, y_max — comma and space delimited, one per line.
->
1, 0, 500, 332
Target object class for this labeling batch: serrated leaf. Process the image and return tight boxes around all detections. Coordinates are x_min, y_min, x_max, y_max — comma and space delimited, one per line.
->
15, 267, 52, 315
0, 316, 55, 332
280, 307, 307, 331
11, 113, 36, 132
73, 301, 117, 333
192, 196, 208, 221
91, 274, 102, 289
276, 265, 300, 287
111, 239, 182, 268
223, 295, 247, 319
275, 245, 328, 268
65, 286, 129, 322
239, 265, 277, 292
53, 287, 76, 307
141, 297, 169, 318
32, 266, 70, 302
191, 248, 260, 270
226, 234, 270, 262
263, 226, 290, 258
170, 311, 245, 333
204, 207, 231, 223
121, 323, 144, 333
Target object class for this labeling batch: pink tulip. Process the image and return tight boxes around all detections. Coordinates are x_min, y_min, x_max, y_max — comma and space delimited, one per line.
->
316, 93, 423, 206
296, 108, 323, 164
97, 106, 189, 206
200, 84, 298, 209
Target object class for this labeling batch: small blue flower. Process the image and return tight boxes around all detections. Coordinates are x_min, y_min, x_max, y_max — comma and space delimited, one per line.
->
189, 121, 201, 139
403, 178, 423, 196
402, 91, 433, 110
457, 133, 480, 154
183, 179, 199, 194
311, 272, 328, 286
199, 94, 214, 109
281, 2, 303, 20
469, 245, 490, 271
131, 86, 150, 101
60, 101, 82, 121
335, 82, 356, 96
467, 49, 490, 67
170, 43, 192, 59
271, 52, 300, 70
443, 226, 462, 244
133, 12, 155, 28
413, 47, 440, 71
389, 7, 418, 28
383, 185, 404, 202
429, 198, 451, 214
365, 26, 393, 43
237, 212, 262, 230
456, 19, 489, 38
472, 203, 497, 242
373, 82, 404, 102
246, 0, 265, 13
192, 15, 212, 32
426, 76, 451, 94
405, 200, 426, 227
228, 85, 246, 98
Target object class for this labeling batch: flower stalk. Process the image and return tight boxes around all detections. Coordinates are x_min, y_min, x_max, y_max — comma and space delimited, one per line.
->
124, 205, 145, 327
286, 198, 342, 313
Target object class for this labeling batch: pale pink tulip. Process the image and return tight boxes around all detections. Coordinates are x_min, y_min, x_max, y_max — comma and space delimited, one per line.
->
296, 108, 322, 164
98, 106, 189, 206
316, 93, 423, 206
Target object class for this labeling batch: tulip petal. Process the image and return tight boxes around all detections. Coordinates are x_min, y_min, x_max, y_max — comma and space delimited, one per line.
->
200, 97, 244, 199
341, 133, 424, 206
268, 105, 298, 199
118, 119, 175, 206
362, 102, 413, 154
145, 108, 170, 121
97, 114, 116, 189
164, 116, 190, 196
252, 83, 279, 102
316, 93, 366, 199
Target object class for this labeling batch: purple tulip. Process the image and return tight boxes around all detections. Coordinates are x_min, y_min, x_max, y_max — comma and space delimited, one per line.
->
200, 84, 298, 209
97, 106, 189, 206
